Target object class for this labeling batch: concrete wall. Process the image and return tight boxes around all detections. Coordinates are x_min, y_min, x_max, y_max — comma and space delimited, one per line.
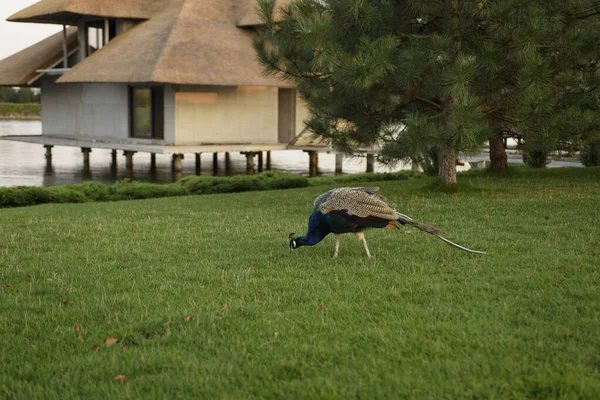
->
41, 80, 302, 146
42, 79, 176, 143
41, 77, 129, 140
174, 85, 278, 145
41, 76, 83, 137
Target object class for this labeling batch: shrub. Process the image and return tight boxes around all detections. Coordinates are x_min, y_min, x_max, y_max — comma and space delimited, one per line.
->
580, 142, 600, 167
108, 179, 188, 200
0, 170, 393, 209
522, 149, 549, 168
0, 187, 52, 208
63, 181, 109, 201
46, 187, 89, 204
179, 171, 308, 194
310, 171, 410, 186
257, 171, 309, 190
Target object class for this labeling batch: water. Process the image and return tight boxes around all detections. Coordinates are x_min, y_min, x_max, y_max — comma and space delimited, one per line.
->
0, 121, 583, 187
0, 120, 405, 187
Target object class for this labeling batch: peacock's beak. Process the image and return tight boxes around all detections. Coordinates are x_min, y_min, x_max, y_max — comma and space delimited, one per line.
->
289, 245, 294, 254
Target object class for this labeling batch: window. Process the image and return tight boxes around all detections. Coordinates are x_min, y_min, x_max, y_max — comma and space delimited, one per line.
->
86, 19, 117, 55
129, 87, 164, 139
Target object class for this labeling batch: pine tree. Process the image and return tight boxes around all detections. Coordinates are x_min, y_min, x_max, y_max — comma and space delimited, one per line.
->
513, 1, 600, 167
255, 0, 600, 182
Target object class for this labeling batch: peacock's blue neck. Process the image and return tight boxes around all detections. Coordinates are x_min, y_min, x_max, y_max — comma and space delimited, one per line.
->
298, 210, 331, 246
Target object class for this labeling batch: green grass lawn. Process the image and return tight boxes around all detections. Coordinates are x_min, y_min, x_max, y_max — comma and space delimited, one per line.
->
1, 168, 599, 399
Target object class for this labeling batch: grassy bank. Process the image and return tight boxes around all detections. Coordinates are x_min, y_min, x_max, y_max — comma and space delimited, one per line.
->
0, 103, 41, 120
1, 168, 599, 398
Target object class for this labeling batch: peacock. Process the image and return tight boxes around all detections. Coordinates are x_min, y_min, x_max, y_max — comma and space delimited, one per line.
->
289, 187, 485, 257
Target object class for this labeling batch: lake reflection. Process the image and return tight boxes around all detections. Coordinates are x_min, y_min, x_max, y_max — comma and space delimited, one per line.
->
0, 120, 405, 188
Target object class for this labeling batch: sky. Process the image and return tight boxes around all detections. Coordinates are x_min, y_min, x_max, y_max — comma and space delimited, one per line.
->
0, 1, 62, 61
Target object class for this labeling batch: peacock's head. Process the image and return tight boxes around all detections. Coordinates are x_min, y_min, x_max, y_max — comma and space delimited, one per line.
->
288, 232, 305, 253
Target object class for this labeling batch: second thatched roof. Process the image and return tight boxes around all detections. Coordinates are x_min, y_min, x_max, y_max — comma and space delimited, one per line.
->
0, 28, 78, 87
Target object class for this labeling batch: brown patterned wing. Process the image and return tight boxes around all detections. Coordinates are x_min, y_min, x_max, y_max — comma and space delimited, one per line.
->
316, 188, 397, 220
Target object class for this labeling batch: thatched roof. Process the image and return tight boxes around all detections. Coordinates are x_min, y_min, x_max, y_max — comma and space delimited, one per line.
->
234, 0, 293, 27
9, 0, 293, 27
0, 28, 78, 87
8, 0, 169, 25
57, 0, 293, 87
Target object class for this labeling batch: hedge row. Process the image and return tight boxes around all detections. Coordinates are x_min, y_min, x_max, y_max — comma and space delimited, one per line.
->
309, 171, 412, 186
0, 171, 309, 208
0, 170, 414, 209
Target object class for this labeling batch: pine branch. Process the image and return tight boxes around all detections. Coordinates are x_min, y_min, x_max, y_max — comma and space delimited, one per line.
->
415, 96, 444, 110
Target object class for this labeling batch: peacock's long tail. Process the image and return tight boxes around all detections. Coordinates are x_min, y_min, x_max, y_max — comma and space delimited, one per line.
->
395, 212, 487, 255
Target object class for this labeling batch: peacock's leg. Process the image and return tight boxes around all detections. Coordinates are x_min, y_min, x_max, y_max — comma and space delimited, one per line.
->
332, 234, 341, 258
356, 232, 372, 258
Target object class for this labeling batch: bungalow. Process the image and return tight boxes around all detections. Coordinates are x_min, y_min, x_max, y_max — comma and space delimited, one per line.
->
0, 0, 335, 174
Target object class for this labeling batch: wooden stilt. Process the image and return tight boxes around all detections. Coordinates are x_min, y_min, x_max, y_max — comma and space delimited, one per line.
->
224, 152, 231, 175
266, 151, 272, 170
123, 151, 136, 169
81, 147, 91, 165
258, 151, 264, 172
243, 152, 256, 175
150, 153, 156, 170
213, 152, 218, 174
195, 153, 201, 174
111, 149, 117, 167
45, 158, 54, 175
172, 154, 184, 173
44, 145, 54, 160
306, 151, 319, 177
366, 153, 375, 173
335, 153, 344, 175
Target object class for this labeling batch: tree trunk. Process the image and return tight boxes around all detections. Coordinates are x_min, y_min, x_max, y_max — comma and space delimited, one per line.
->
489, 133, 507, 172
438, 148, 457, 185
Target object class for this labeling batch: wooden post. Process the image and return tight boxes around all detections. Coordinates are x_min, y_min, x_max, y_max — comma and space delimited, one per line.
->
81, 147, 91, 165
77, 19, 87, 62
123, 151, 136, 169
243, 152, 256, 175
150, 153, 156, 170
104, 19, 109, 46
195, 153, 201, 174
306, 151, 319, 177
258, 151, 264, 172
366, 153, 375, 173
62, 25, 68, 68
44, 145, 54, 160
45, 157, 54, 175
335, 153, 344, 175
224, 152, 231, 175
172, 154, 184, 173
266, 151, 272, 170
213, 152, 218, 174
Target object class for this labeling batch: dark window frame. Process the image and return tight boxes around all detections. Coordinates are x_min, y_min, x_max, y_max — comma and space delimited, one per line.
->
129, 86, 164, 140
